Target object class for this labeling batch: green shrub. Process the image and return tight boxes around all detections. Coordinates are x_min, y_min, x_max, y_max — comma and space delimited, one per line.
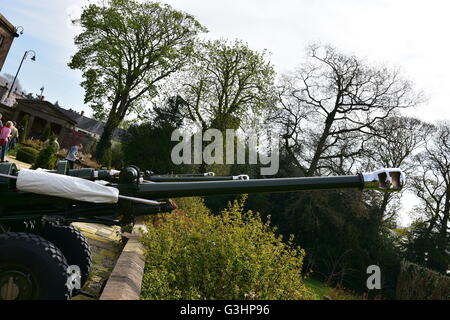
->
32, 136, 58, 169
140, 196, 314, 300
21, 139, 44, 151
16, 146, 39, 164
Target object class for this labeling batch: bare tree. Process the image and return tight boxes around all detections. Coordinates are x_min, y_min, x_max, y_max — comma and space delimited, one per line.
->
409, 123, 450, 272
1, 73, 23, 92
362, 117, 434, 225
274, 44, 425, 177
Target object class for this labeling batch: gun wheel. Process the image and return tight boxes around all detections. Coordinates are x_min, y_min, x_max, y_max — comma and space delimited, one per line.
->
38, 224, 92, 289
0, 232, 71, 300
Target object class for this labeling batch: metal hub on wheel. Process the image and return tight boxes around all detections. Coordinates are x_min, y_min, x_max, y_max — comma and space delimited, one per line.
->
0, 267, 37, 300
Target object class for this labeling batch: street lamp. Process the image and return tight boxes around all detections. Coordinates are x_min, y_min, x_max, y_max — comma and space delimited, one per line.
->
15, 26, 24, 36
6, 50, 36, 100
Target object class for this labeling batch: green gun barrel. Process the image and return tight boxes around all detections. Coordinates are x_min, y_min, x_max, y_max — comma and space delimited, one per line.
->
132, 168, 405, 199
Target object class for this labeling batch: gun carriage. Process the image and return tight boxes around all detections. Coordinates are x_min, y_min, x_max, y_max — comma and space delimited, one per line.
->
0, 160, 405, 300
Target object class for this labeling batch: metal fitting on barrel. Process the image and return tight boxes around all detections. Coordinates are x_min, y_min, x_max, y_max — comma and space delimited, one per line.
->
361, 168, 406, 192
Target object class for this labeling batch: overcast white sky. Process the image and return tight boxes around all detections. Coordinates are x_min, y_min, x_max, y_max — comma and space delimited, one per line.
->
2, 0, 450, 121
2, 0, 450, 225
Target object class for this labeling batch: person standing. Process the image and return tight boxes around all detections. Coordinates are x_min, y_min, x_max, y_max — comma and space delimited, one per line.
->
0, 121, 12, 162
8, 122, 19, 150
65, 143, 82, 169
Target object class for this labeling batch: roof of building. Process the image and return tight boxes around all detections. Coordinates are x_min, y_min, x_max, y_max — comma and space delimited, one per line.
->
14, 98, 126, 141
16, 99, 78, 125
55, 105, 126, 141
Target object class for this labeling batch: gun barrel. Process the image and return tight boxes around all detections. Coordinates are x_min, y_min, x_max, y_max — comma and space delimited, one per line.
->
134, 168, 405, 199
136, 175, 364, 198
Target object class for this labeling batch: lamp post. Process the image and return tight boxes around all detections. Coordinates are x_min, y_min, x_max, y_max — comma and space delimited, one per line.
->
15, 26, 24, 36
6, 50, 36, 100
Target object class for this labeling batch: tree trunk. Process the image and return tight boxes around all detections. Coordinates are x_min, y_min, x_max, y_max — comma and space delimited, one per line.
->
307, 109, 337, 176
94, 111, 121, 162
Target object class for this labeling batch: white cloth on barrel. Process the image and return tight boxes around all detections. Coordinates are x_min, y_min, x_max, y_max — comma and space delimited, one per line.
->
16, 169, 119, 203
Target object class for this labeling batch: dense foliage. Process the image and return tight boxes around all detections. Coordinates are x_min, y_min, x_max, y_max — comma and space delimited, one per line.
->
122, 99, 194, 174
140, 197, 314, 300
32, 136, 58, 170
242, 185, 402, 297
178, 39, 276, 132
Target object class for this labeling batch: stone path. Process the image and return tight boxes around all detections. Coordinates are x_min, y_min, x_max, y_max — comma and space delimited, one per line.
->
71, 223, 124, 300
5, 155, 32, 170
5, 155, 125, 300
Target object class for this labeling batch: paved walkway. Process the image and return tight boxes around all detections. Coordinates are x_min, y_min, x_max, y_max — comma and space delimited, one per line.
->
72, 223, 123, 300
5, 155, 124, 300
5, 155, 32, 170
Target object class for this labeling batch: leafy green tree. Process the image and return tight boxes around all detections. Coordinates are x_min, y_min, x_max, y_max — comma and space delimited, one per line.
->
122, 98, 191, 174
69, 0, 206, 162
178, 39, 276, 132
173, 39, 276, 175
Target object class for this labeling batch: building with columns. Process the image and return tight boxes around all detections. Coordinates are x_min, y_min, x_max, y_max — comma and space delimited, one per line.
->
12, 99, 78, 146
3, 98, 125, 151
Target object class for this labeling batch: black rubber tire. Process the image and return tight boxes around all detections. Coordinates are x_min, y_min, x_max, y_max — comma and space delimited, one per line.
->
38, 224, 92, 287
0, 232, 71, 300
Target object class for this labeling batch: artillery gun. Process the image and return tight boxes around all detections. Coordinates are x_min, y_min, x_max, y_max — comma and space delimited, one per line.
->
0, 160, 405, 300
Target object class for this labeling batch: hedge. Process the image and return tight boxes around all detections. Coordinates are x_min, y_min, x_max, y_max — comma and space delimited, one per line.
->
16, 146, 39, 164
396, 260, 450, 300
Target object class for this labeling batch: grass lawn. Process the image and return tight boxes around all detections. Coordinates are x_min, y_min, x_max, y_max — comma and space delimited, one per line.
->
304, 278, 363, 300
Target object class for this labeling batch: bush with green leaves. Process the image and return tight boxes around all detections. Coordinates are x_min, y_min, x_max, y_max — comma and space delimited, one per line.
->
19, 114, 29, 143
16, 146, 39, 164
140, 196, 314, 300
32, 136, 58, 169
